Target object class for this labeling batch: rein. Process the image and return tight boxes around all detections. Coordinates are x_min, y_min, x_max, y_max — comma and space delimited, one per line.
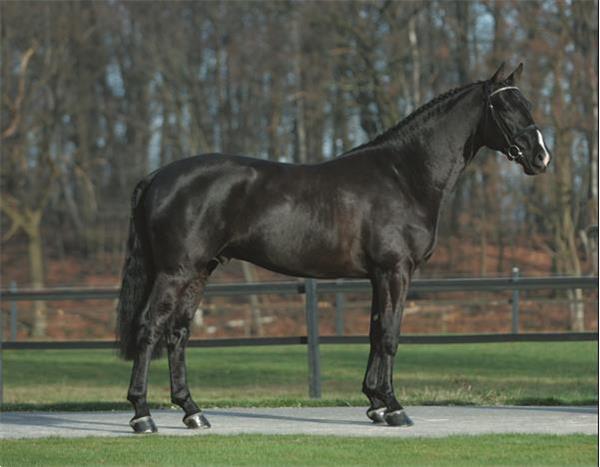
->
486, 85, 537, 163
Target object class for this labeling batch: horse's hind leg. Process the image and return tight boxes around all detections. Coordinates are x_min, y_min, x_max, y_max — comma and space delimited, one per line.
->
167, 272, 211, 429
127, 273, 182, 433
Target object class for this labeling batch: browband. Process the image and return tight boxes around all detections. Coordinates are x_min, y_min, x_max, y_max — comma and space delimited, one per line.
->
489, 86, 520, 97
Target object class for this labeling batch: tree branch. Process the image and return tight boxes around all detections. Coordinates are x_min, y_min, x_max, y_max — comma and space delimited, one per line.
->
1, 44, 37, 140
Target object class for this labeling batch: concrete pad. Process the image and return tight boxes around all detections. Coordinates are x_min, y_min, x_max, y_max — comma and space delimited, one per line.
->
0, 406, 597, 439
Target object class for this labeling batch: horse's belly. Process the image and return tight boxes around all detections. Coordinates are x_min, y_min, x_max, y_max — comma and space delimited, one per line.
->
225, 210, 367, 278
226, 249, 368, 279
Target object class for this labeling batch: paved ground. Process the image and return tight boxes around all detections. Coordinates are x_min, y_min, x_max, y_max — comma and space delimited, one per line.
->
0, 406, 596, 439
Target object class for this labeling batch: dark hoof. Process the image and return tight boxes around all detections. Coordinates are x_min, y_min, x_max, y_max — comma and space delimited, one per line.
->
384, 409, 414, 427
130, 415, 158, 434
183, 412, 211, 429
366, 407, 387, 424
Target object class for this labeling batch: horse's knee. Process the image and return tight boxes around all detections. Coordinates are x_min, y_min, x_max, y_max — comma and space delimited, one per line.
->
382, 332, 399, 356
167, 325, 189, 348
135, 321, 166, 347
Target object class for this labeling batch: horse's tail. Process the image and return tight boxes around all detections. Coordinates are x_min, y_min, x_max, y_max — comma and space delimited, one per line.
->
116, 174, 156, 360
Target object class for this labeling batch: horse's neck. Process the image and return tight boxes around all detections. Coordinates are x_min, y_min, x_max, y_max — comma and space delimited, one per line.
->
391, 86, 485, 207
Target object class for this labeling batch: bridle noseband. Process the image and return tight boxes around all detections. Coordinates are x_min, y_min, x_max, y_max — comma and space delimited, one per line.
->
486, 85, 537, 163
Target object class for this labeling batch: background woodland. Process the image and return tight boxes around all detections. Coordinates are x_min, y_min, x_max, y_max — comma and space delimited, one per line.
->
1, 1, 597, 337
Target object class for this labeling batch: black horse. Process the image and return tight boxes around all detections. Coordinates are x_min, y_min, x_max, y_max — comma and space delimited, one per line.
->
117, 63, 550, 433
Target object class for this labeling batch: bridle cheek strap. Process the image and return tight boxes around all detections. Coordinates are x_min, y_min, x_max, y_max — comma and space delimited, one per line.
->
504, 124, 537, 161
486, 85, 536, 163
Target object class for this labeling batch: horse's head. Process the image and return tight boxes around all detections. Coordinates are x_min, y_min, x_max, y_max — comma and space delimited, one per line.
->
482, 63, 551, 175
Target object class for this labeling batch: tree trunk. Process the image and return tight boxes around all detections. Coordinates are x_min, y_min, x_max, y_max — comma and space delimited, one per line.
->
453, 1, 470, 83
241, 262, 262, 337
292, 13, 307, 164
408, 15, 421, 107
27, 215, 47, 337
479, 217, 487, 276
497, 227, 505, 274
567, 288, 585, 332
549, 16, 585, 331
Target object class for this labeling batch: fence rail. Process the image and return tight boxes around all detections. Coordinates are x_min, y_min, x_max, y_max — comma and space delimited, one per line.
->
0, 272, 598, 403
1, 275, 597, 301
3, 332, 597, 351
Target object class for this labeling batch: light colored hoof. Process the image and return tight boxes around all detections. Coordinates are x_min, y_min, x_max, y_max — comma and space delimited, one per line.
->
183, 412, 211, 429
366, 407, 387, 424
130, 415, 157, 433
384, 409, 414, 427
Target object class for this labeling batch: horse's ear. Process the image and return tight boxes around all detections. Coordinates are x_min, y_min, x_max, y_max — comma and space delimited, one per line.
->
505, 63, 524, 85
489, 63, 505, 83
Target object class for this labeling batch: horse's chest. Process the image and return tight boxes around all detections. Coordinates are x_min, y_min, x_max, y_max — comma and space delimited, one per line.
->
366, 215, 438, 268
404, 220, 438, 264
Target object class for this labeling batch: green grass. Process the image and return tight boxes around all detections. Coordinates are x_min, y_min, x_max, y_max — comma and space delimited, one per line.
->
0, 434, 597, 466
2, 342, 597, 410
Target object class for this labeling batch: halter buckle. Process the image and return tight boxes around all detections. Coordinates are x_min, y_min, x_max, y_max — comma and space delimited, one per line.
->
507, 145, 522, 161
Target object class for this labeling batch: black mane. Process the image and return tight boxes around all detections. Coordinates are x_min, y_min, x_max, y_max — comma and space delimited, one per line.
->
348, 80, 485, 153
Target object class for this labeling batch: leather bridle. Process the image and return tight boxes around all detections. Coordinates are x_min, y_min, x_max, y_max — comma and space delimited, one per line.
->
486, 85, 537, 163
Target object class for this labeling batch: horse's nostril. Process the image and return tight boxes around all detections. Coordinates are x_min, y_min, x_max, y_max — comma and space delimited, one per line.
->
532, 151, 550, 170
535, 152, 546, 165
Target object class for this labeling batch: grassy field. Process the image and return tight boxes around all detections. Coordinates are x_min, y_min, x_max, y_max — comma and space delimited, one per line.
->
2, 342, 596, 410
0, 434, 597, 466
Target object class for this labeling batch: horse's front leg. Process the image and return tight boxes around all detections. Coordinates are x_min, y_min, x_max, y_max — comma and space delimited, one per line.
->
362, 291, 387, 423
362, 262, 413, 427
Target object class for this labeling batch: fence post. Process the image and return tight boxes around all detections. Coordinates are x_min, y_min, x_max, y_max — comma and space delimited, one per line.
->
335, 279, 345, 336
304, 278, 321, 399
10, 281, 17, 342
0, 284, 3, 406
511, 267, 520, 334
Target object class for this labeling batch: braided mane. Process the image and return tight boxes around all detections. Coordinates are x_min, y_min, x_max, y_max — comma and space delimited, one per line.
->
348, 80, 485, 152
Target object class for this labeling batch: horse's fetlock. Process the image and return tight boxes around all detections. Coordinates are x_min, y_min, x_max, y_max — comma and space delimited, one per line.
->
369, 388, 388, 403
127, 392, 145, 404
171, 391, 191, 407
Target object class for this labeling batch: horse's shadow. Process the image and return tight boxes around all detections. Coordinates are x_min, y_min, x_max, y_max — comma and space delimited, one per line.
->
0, 413, 129, 435
465, 406, 597, 415
205, 410, 373, 427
